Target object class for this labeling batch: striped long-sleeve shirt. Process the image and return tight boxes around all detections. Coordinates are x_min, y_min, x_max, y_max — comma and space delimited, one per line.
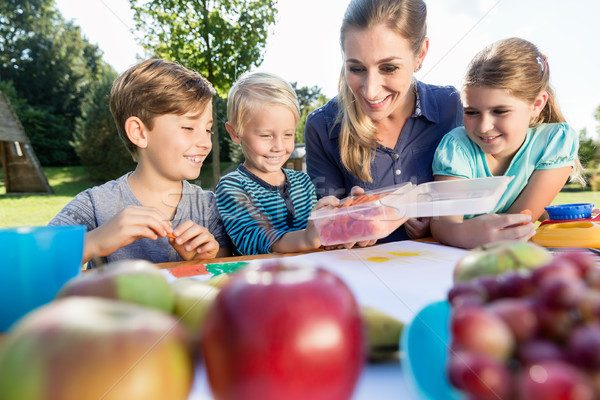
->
215, 164, 317, 255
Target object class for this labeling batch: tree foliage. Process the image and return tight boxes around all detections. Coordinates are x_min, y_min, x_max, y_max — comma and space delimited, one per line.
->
0, 0, 108, 165
578, 129, 597, 170
129, 0, 278, 97
290, 82, 328, 144
71, 67, 136, 181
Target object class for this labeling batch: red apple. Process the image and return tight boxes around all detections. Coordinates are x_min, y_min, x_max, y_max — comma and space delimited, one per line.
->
0, 297, 193, 400
201, 261, 365, 400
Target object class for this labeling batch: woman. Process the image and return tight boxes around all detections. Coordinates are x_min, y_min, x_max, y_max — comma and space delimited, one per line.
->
305, 0, 463, 242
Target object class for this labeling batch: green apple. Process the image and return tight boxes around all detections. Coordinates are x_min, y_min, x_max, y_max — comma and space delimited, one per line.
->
56, 259, 175, 313
454, 240, 552, 283
170, 278, 219, 336
0, 297, 193, 400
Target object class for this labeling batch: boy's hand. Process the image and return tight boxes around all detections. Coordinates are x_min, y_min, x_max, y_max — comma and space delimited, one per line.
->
314, 195, 340, 210
169, 220, 219, 261
85, 206, 173, 262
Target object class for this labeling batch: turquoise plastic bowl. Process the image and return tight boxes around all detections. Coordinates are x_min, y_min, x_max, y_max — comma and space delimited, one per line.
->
401, 300, 464, 400
0, 225, 85, 332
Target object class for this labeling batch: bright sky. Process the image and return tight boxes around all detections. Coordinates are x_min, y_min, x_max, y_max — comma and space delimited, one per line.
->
55, 0, 600, 136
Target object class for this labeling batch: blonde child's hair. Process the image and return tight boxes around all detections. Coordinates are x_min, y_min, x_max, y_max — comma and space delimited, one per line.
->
465, 37, 584, 184
337, 0, 428, 182
227, 71, 300, 136
109, 59, 215, 160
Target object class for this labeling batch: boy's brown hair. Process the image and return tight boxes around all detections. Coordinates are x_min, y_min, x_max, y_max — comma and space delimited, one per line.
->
109, 59, 215, 160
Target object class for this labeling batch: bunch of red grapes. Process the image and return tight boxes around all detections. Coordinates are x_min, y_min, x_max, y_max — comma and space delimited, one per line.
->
447, 250, 600, 400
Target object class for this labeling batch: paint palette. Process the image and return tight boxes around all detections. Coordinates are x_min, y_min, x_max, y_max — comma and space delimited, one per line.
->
309, 177, 512, 246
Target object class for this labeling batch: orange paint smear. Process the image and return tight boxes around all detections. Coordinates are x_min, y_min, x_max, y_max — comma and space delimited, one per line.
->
168, 264, 209, 278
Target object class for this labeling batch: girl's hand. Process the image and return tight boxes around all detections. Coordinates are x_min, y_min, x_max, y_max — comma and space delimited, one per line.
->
405, 217, 431, 239
463, 213, 536, 247
169, 220, 219, 261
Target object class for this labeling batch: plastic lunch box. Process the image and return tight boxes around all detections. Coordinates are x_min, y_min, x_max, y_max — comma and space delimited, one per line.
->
309, 176, 513, 246
531, 203, 600, 248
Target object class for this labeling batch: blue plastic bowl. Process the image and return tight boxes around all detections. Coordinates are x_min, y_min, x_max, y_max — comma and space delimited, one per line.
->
401, 300, 464, 400
0, 225, 85, 332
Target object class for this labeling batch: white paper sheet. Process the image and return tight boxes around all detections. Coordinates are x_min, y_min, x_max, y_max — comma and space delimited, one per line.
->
182, 241, 468, 400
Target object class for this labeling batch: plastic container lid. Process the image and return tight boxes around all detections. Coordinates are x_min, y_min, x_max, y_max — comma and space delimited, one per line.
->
309, 176, 513, 246
544, 203, 594, 220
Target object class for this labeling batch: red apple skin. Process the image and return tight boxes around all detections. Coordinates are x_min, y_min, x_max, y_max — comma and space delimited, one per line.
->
516, 361, 594, 400
450, 306, 515, 361
201, 262, 365, 400
0, 297, 193, 400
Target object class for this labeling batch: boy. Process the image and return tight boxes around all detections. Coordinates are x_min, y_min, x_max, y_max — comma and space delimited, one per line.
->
50, 59, 231, 267
216, 71, 338, 255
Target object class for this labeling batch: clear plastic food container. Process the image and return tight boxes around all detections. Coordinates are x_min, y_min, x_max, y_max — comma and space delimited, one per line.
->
309, 176, 513, 246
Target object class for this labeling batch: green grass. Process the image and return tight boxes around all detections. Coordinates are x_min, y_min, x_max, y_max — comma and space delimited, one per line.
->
0, 163, 234, 228
552, 191, 600, 207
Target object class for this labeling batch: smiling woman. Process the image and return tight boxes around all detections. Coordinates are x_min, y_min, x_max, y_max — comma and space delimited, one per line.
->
304, 0, 463, 244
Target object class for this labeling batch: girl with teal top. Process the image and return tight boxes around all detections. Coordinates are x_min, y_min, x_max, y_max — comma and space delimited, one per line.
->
431, 37, 582, 249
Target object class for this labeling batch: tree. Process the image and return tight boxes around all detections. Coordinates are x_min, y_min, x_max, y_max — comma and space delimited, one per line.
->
0, 0, 106, 165
129, 0, 278, 188
71, 66, 136, 181
596, 105, 600, 138
578, 128, 597, 170
290, 82, 328, 144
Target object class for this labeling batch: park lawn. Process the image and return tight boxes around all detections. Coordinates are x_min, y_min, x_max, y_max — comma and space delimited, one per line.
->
0, 166, 598, 228
0, 163, 233, 227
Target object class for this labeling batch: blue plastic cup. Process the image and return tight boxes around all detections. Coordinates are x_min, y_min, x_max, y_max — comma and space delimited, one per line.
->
0, 225, 85, 332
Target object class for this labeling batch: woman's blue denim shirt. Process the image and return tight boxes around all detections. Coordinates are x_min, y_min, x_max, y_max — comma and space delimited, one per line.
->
305, 80, 463, 242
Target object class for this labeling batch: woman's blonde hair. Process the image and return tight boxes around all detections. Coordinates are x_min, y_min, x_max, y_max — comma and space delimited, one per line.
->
227, 71, 300, 136
338, 0, 427, 182
465, 37, 584, 184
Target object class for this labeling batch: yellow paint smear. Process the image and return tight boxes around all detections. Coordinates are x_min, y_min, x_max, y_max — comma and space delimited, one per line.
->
366, 256, 390, 263
388, 251, 421, 257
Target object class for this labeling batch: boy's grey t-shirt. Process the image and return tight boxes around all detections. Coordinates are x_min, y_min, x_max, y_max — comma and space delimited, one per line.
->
49, 173, 230, 267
